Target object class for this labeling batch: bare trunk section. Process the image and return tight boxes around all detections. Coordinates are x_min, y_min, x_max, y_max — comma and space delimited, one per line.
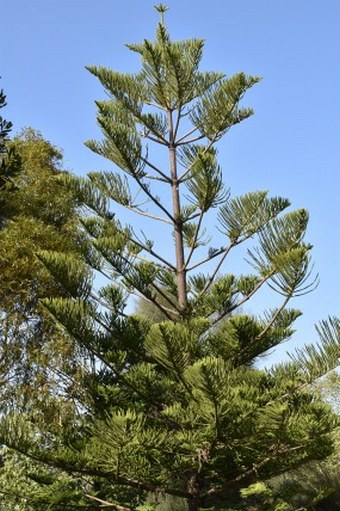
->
167, 110, 188, 312
187, 472, 204, 511
188, 497, 202, 511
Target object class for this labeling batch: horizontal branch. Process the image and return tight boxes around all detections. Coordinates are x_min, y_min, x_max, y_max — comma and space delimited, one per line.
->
0, 440, 192, 503
125, 204, 172, 224
144, 100, 167, 111
206, 444, 304, 498
143, 174, 169, 182
85, 494, 131, 510
186, 246, 227, 272
183, 211, 201, 222
176, 133, 206, 146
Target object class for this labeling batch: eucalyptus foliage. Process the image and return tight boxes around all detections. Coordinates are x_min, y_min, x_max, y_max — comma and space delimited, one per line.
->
0, 128, 87, 455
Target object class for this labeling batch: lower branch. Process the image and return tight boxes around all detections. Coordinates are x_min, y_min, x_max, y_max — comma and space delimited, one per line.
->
211, 270, 275, 326
85, 494, 131, 510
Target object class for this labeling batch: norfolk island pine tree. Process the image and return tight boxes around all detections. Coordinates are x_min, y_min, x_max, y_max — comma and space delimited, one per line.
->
1, 5, 340, 511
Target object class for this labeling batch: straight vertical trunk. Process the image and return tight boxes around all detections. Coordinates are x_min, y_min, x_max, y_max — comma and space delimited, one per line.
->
167, 109, 188, 312
188, 497, 202, 511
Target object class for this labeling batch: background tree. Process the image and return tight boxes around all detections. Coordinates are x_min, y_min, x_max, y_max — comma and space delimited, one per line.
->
0, 85, 12, 153
0, 84, 20, 227
135, 287, 177, 323
261, 374, 340, 511
1, 6, 340, 511
0, 128, 96, 509
314, 371, 340, 413
0, 128, 87, 408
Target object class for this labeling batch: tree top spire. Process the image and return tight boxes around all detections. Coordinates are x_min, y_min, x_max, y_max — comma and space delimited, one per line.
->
154, 3, 169, 24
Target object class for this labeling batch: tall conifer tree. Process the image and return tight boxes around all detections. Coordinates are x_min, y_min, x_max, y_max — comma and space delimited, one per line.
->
1, 6, 340, 510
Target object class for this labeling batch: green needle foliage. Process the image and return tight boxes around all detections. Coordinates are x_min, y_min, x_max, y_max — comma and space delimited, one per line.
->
1, 6, 340, 511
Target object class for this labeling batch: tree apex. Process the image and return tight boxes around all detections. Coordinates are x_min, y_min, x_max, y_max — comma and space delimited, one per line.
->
154, 3, 169, 24
154, 3, 170, 13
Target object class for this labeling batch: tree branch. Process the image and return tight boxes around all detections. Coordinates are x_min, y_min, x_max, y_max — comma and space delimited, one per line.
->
178, 133, 219, 182
134, 174, 175, 222
124, 204, 172, 224
256, 294, 292, 342
151, 281, 180, 312
173, 105, 183, 141
138, 294, 180, 318
206, 444, 304, 498
186, 246, 227, 272
0, 439, 191, 502
211, 270, 276, 326
235, 294, 293, 364
141, 156, 171, 182
85, 494, 131, 510
177, 134, 206, 146
144, 132, 168, 146
184, 210, 205, 269
175, 126, 198, 144
130, 252, 169, 271
99, 252, 175, 321
143, 173, 169, 182
144, 100, 167, 111
200, 243, 234, 295
129, 230, 176, 271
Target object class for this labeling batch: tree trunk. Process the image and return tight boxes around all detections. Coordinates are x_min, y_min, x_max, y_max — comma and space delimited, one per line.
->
188, 495, 202, 511
167, 109, 187, 311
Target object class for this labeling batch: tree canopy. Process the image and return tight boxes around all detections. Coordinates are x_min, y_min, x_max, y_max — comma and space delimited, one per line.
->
0, 6, 339, 511
0, 126, 86, 412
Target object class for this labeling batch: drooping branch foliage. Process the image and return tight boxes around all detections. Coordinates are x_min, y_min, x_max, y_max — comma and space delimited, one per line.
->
1, 7, 340, 511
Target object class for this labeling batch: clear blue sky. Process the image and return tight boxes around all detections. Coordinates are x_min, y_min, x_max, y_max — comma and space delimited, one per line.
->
2, 0, 340, 365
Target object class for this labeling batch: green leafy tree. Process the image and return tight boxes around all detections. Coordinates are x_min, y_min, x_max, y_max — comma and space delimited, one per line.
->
135, 287, 177, 323
0, 84, 21, 227
1, 6, 340, 511
314, 371, 340, 413
262, 375, 340, 511
0, 128, 89, 410
0, 444, 96, 511
0, 91, 88, 510
247, 427, 340, 511
0, 86, 12, 153
0, 128, 93, 508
